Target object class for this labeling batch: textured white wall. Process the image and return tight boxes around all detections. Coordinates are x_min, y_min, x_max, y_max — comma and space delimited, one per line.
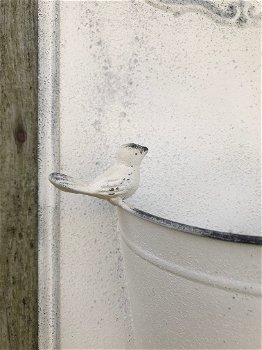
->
40, 0, 260, 349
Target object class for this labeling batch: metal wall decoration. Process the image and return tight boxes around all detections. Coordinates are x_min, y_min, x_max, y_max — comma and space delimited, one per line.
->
146, 0, 261, 26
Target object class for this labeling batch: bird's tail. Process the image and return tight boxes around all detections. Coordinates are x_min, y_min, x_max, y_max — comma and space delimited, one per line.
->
49, 172, 92, 195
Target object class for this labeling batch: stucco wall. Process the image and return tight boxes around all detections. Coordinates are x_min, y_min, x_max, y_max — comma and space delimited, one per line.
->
39, 0, 260, 349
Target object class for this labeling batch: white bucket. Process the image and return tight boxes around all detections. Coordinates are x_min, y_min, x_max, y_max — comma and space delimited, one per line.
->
118, 207, 262, 349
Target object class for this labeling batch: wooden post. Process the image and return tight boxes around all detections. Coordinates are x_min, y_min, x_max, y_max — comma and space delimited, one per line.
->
0, 1, 38, 349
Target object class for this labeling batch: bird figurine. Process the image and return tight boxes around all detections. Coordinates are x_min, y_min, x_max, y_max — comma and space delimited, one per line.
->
49, 143, 148, 210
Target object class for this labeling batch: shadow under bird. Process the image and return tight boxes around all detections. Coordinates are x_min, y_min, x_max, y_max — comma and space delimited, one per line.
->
49, 143, 148, 209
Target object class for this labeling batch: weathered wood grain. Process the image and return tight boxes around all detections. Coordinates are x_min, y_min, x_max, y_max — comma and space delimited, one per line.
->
0, 1, 38, 349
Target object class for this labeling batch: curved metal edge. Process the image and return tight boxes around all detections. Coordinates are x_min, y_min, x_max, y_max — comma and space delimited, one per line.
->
120, 204, 262, 245
120, 230, 262, 297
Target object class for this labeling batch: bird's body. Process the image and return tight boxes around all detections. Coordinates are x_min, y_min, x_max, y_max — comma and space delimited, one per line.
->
49, 143, 148, 208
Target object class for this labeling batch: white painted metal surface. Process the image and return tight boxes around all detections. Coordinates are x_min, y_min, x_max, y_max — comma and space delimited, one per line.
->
39, 0, 261, 348
38, 1, 60, 348
39, 2, 135, 349
58, 0, 261, 236
118, 207, 262, 349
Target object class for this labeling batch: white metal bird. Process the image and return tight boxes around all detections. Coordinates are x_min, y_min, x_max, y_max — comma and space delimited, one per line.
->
49, 143, 148, 209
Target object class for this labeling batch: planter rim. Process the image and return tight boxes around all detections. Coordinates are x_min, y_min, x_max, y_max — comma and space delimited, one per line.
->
122, 206, 262, 245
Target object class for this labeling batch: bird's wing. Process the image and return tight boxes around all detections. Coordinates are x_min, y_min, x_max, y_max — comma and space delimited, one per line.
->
49, 172, 92, 195
88, 177, 130, 198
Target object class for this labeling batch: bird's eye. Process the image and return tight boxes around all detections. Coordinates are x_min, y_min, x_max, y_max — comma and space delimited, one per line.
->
135, 153, 137, 155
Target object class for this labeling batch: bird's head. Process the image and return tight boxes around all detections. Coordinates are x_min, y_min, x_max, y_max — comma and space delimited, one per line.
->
117, 143, 148, 166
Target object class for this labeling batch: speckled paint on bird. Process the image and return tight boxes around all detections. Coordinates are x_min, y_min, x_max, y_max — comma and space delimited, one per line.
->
49, 143, 148, 208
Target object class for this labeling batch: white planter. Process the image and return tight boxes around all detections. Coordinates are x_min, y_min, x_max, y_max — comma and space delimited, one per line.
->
118, 207, 262, 349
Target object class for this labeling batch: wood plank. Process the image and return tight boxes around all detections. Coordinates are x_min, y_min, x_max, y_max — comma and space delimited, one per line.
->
0, 0, 38, 349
